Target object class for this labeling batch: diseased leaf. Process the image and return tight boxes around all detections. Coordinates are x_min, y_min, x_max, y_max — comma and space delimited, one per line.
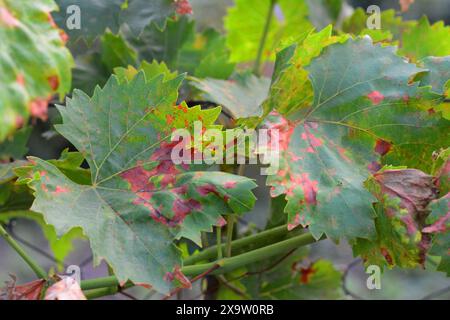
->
264, 37, 448, 241
399, 0, 415, 12
0, 0, 73, 141
0, 276, 45, 300
16, 72, 256, 294
224, 0, 313, 63
263, 26, 348, 118
354, 167, 438, 269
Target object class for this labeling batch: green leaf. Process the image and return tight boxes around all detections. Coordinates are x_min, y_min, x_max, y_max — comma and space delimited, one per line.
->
0, 127, 31, 161
0, 210, 83, 271
16, 72, 256, 294
354, 167, 439, 269
425, 194, 450, 276
177, 28, 235, 79
126, 16, 195, 70
119, 0, 175, 36
259, 258, 343, 299
54, 0, 177, 41
264, 37, 448, 241
419, 56, 450, 94
191, 72, 271, 122
114, 60, 178, 84
224, 0, 313, 63
100, 31, 137, 71
400, 17, 450, 62
263, 26, 348, 118
342, 9, 414, 42
0, 0, 73, 141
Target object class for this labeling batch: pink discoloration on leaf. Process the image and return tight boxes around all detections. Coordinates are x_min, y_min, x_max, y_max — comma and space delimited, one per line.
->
300, 173, 318, 205
288, 214, 301, 231
29, 98, 49, 121
197, 184, 218, 196
374, 139, 392, 156
16, 74, 25, 87
54, 186, 70, 194
164, 266, 191, 289
367, 91, 384, 105
423, 211, 450, 233
216, 216, 227, 227
0, 7, 20, 27
224, 181, 237, 189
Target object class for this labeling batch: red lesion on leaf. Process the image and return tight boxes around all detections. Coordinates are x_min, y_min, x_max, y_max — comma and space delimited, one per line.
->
380, 248, 394, 265
224, 181, 237, 189
0, 7, 20, 28
15, 115, 24, 129
164, 265, 191, 289
175, 0, 193, 15
29, 98, 50, 121
374, 139, 392, 156
216, 216, 227, 227
367, 91, 384, 105
166, 114, 174, 125
297, 263, 316, 284
54, 185, 70, 194
16, 73, 25, 87
47, 75, 59, 91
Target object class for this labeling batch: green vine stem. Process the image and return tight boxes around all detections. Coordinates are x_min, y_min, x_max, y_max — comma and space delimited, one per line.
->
0, 224, 48, 280
253, 0, 277, 75
80, 231, 322, 294
216, 227, 223, 259
184, 224, 299, 265
225, 215, 235, 257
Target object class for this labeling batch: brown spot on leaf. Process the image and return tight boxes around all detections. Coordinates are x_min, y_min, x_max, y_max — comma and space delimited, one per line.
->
374, 139, 392, 156
47, 75, 59, 91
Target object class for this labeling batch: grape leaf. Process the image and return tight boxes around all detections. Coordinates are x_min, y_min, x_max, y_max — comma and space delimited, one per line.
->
53, 0, 123, 41
126, 17, 233, 79
100, 31, 137, 72
342, 9, 414, 43
191, 72, 271, 122
114, 60, 178, 84
264, 37, 448, 241
119, 0, 175, 36
177, 28, 235, 79
224, 0, 313, 63
354, 167, 438, 269
0, 127, 31, 161
16, 72, 256, 294
54, 0, 180, 41
400, 17, 450, 62
424, 194, 450, 276
263, 26, 348, 118
259, 259, 343, 299
0, 0, 73, 141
